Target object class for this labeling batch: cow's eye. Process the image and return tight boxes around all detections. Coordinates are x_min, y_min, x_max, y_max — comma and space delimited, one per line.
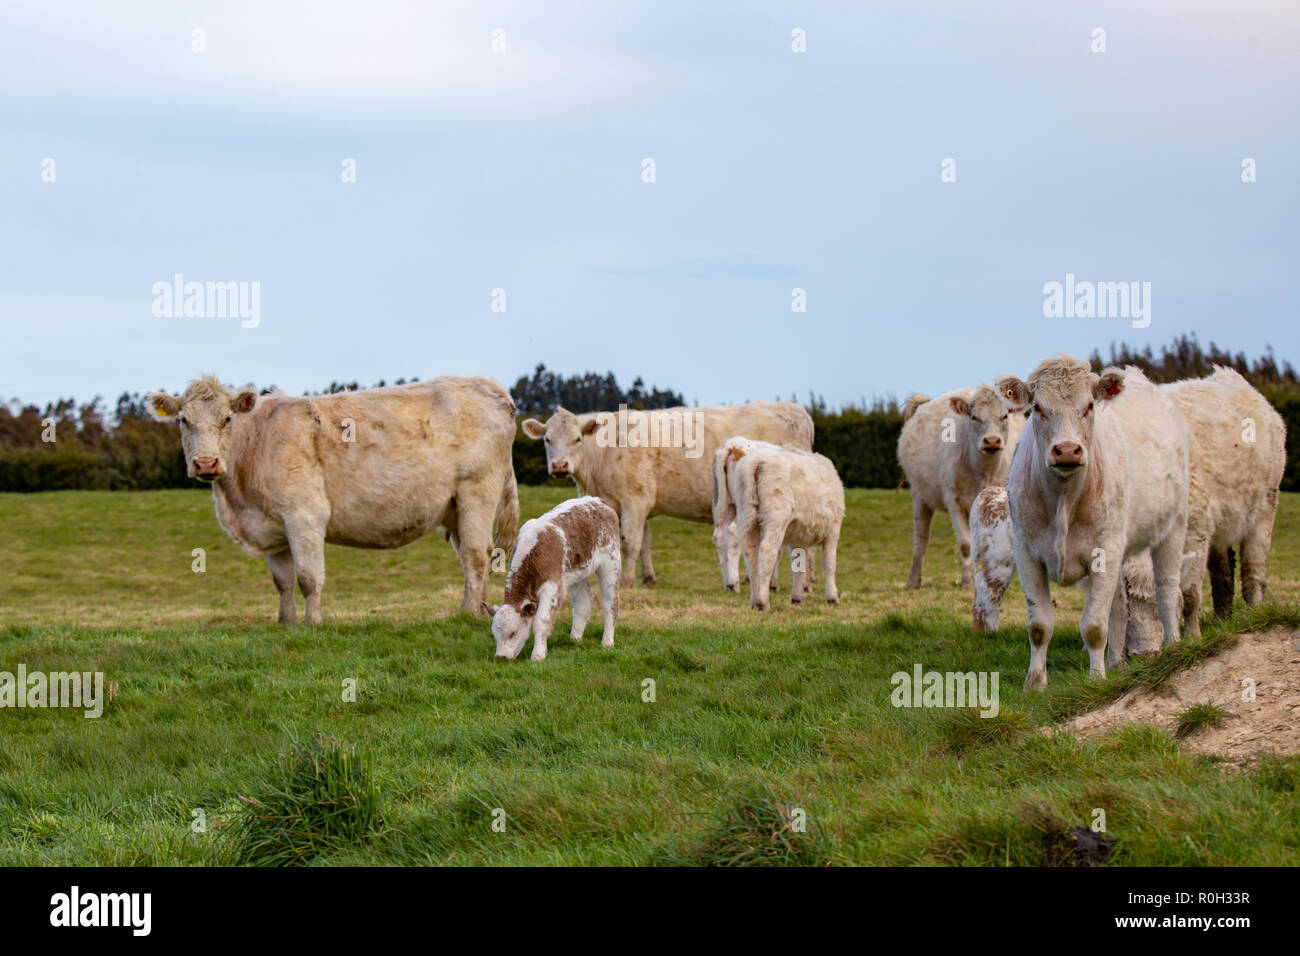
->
179, 416, 189, 426
1085, 402, 1094, 415
222, 416, 232, 427
971, 415, 982, 424
570, 437, 580, 446
1032, 403, 1041, 415
1000, 414, 1009, 422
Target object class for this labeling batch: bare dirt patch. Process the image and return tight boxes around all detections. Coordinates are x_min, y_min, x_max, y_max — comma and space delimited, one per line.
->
1060, 629, 1300, 768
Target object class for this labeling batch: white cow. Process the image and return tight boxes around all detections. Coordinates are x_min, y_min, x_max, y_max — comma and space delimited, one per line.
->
898, 385, 1025, 589
714, 437, 845, 610
996, 358, 1190, 690
149, 376, 519, 622
1158, 368, 1286, 633
969, 486, 1184, 658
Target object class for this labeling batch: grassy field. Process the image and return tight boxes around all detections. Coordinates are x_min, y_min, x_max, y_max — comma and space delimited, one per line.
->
0, 486, 1297, 865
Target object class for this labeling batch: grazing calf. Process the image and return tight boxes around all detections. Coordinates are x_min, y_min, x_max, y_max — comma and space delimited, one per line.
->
521, 402, 812, 588
492, 497, 621, 661
718, 438, 845, 610
148, 376, 518, 623
1159, 368, 1286, 633
997, 358, 1189, 690
898, 385, 1025, 589
969, 486, 1185, 654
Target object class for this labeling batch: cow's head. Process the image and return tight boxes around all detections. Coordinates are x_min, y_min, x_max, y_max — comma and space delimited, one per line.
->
949, 384, 1017, 461
996, 357, 1124, 481
521, 408, 600, 481
147, 377, 258, 482
491, 601, 535, 660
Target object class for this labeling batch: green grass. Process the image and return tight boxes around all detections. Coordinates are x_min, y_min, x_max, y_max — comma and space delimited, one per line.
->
0, 486, 1297, 865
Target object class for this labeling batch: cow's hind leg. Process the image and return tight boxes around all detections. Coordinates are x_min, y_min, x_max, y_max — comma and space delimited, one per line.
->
821, 532, 840, 605
569, 578, 593, 641
751, 524, 787, 611
1240, 514, 1275, 607
1179, 531, 1210, 637
1105, 575, 1128, 671
285, 517, 327, 626
945, 494, 974, 588
596, 559, 619, 647
266, 550, 297, 625
639, 522, 656, 588
906, 498, 933, 589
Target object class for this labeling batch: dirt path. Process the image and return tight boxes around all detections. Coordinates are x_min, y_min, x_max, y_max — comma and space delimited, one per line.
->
1060, 629, 1300, 768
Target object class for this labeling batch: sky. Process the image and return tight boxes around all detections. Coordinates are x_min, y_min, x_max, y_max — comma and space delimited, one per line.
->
2, 0, 1298, 410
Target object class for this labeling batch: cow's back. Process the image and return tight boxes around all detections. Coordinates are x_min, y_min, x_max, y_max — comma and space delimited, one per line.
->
246, 377, 515, 548
623, 401, 813, 521
897, 388, 972, 507
1163, 368, 1286, 548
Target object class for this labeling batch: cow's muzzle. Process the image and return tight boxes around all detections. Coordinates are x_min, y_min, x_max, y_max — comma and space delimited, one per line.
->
193, 458, 221, 481
1049, 442, 1084, 475
550, 466, 571, 479
980, 437, 1003, 454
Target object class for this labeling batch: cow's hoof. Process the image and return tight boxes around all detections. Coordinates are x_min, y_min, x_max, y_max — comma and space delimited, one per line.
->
904, 579, 921, 590
791, 596, 802, 605
826, 596, 839, 606
751, 602, 769, 612
1023, 671, 1048, 692
724, 583, 739, 593
641, 576, 656, 588
769, 583, 778, 593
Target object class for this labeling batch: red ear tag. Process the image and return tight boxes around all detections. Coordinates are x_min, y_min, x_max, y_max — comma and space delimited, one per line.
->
1106, 381, 1120, 397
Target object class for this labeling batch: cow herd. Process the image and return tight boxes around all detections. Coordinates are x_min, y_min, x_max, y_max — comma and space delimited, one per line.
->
147, 353, 1286, 687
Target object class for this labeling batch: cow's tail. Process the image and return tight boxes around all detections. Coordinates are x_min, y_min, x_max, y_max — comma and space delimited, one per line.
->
901, 393, 930, 423
494, 467, 519, 556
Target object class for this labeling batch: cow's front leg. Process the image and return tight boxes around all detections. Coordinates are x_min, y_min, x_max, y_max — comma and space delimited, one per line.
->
530, 587, 559, 661
618, 508, 648, 588
1105, 574, 1128, 671
639, 521, 656, 588
1079, 561, 1122, 680
285, 517, 327, 626
945, 494, 973, 588
1017, 543, 1054, 691
266, 550, 297, 624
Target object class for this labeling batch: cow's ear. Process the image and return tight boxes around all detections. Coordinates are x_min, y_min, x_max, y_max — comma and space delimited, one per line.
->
230, 389, 258, 414
147, 392, 181, 421
994, 376, 1029, 411
1093, 369, 1125, 402
949, 396, 971, 417
521, 418, 546, 439
581, 418, 600, 437
520, 600, 537, 618
480, 601, 498, 617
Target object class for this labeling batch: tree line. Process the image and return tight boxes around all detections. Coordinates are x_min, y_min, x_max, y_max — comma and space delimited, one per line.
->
3, 340, 1296, 493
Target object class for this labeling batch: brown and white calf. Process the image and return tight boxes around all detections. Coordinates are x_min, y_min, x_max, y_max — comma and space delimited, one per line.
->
715, 437, 845, 610
997, 358, 1189, 690
1159, 368, 1286, 633
521, 402, 812, 588
897, 385, 1025, 589
148, 376, 519, 623
491, 497, 621, 661
970, 486, 1186, 657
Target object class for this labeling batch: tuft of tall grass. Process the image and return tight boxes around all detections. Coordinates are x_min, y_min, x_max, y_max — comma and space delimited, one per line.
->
1174, 703, 1226, 739
221, 733, 381, 866
654, 782, 833, 866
